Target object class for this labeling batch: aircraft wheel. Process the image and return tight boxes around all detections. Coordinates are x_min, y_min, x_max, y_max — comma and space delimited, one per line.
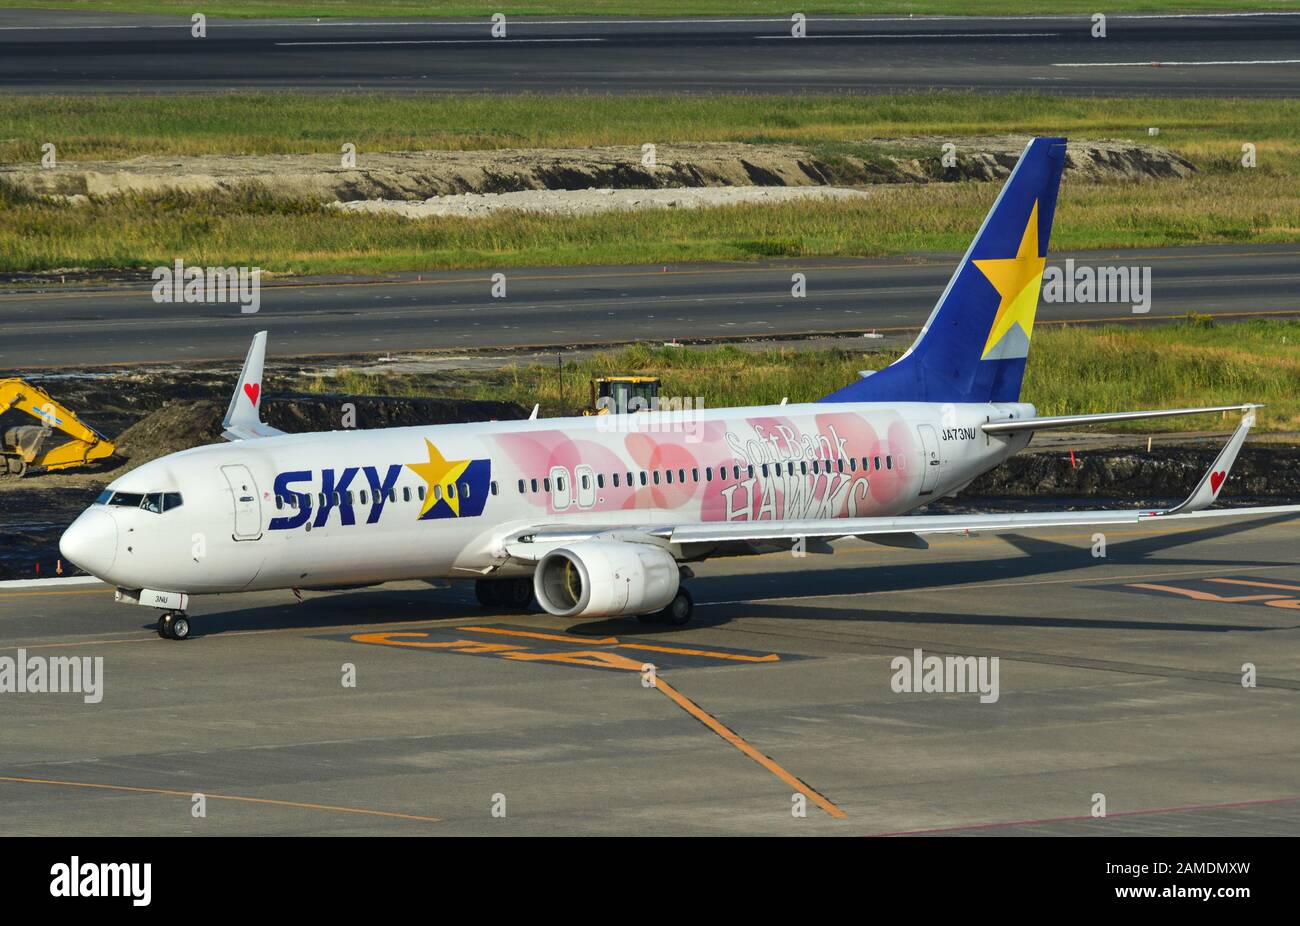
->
169, 615, 191, 641
474, 579, 500, 607
505, 577, 533, 610
157, 612, 173, 638
659, 588, 694, 627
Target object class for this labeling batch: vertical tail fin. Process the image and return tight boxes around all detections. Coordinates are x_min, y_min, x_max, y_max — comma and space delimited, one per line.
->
221, 331, 283, 440
821, 136, 1067, 405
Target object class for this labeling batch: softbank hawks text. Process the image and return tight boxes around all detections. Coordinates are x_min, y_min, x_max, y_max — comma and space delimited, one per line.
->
50, 857, 151, 907
152, 259, 261, 314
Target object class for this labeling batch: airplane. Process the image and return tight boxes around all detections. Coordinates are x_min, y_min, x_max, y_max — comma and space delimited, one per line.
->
59, 137, 1298, 641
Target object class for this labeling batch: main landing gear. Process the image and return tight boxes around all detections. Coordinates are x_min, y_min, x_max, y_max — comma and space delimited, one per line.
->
637, 588, 694, 627
474, 577, 534, 611
157, 611, 191, 641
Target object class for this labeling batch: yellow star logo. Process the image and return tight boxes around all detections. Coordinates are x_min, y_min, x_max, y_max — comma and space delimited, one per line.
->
405, 439, 470, 517
973, 201, 1046, 360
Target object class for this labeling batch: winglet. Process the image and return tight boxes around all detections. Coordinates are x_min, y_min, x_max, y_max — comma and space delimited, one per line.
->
1163, 409, 1255, 515
221, 331, 284, 441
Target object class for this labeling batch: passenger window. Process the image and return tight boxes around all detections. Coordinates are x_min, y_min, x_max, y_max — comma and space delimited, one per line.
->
596, 474, 605, 489
705, 467, 713, 481
518, 479, 526, 494
450, 483, 458, 498
490, 481, 498, 496
418, 486, 426, 501
543, 477, 551, 492
275, 496, 284, 511
318, 493, 326, 508
556, 477, 564, 492
434, 485, 443, 501
837, 459, 845, 473
886, 456, 893, 470
359, 490, 368, 505
761, 464, 769, 478
746, 465, 754, 478
653, 471, 661, 485
402, 487, 411, 503
640, 472, 647, 486
679, 468, 687, 483
531, 479, 538, 493
581, 474, 590, 490
612, 473, 620, 488
665, 470, 672, 484
875, 456, 882, 470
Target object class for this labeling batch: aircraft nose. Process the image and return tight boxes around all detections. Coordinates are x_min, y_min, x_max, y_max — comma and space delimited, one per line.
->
59, 509, 118, 578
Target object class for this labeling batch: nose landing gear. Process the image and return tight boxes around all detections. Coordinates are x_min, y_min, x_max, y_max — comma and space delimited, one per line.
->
157, 611, 191, 640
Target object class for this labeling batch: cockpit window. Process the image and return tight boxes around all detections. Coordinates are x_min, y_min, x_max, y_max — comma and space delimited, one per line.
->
102, 490, 183, 512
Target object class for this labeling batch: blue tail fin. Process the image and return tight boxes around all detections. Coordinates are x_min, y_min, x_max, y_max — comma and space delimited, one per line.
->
820, 136, 1067, 405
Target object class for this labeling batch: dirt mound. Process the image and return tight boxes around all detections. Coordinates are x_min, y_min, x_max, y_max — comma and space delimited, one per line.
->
334, 185, 873, 219
2, 138, 1194, 205
113, 398, 226, 466
968, 445, 1300, 503
112, 394, 528, 468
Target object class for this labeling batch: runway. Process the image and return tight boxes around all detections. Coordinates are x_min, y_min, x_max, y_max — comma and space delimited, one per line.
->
2, 515, 1297, 835
3, 10, 1299, 95
2, 244, 1297, 370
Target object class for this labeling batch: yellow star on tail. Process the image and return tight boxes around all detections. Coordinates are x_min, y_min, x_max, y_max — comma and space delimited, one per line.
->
973, 201, 1046, 360
405, 439, 470, 517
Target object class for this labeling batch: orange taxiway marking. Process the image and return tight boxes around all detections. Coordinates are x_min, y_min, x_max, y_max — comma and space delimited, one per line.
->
0, 775, 440, 824
652, 676, 846, 820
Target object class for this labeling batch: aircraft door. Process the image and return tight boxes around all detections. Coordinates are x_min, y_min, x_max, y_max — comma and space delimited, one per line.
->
221, 464, 264, 540
917, 424, 941, 496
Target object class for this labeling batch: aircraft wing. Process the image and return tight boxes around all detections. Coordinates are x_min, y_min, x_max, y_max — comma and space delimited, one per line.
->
506, 410, 1299, 559
222, 331, 287, 441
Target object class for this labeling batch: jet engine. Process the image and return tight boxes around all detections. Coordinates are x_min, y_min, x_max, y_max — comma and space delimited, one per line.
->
532, 541, 679, 618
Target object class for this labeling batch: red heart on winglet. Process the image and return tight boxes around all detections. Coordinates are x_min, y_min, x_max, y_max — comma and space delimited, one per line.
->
1209, 470, 1226, 494
243, 383, 260, 407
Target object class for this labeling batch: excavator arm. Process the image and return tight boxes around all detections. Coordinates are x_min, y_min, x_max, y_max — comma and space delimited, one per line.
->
0, 378, 116, 476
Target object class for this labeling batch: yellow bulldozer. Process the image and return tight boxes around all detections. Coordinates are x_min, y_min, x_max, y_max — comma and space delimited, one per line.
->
584, 376, 661, 415
0, 378, 116, 477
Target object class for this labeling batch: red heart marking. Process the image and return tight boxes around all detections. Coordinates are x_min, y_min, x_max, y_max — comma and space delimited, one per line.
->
243, 383, 260, 407
1209, 470, 1226, 494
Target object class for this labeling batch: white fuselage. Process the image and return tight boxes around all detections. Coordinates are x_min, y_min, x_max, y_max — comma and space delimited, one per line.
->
65, 400, 1034, 596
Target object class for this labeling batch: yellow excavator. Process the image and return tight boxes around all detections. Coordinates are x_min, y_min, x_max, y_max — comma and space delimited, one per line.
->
0, 378, 116, 477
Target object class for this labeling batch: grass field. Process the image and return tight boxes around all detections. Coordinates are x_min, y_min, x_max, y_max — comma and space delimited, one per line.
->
3, 93, 1297, 275
4, 1, 1292, 18
296, 318, 1300, 430
4, 93, 1296, 162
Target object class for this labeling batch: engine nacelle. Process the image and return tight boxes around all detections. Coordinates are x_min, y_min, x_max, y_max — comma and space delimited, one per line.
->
533, 541, 679, 618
